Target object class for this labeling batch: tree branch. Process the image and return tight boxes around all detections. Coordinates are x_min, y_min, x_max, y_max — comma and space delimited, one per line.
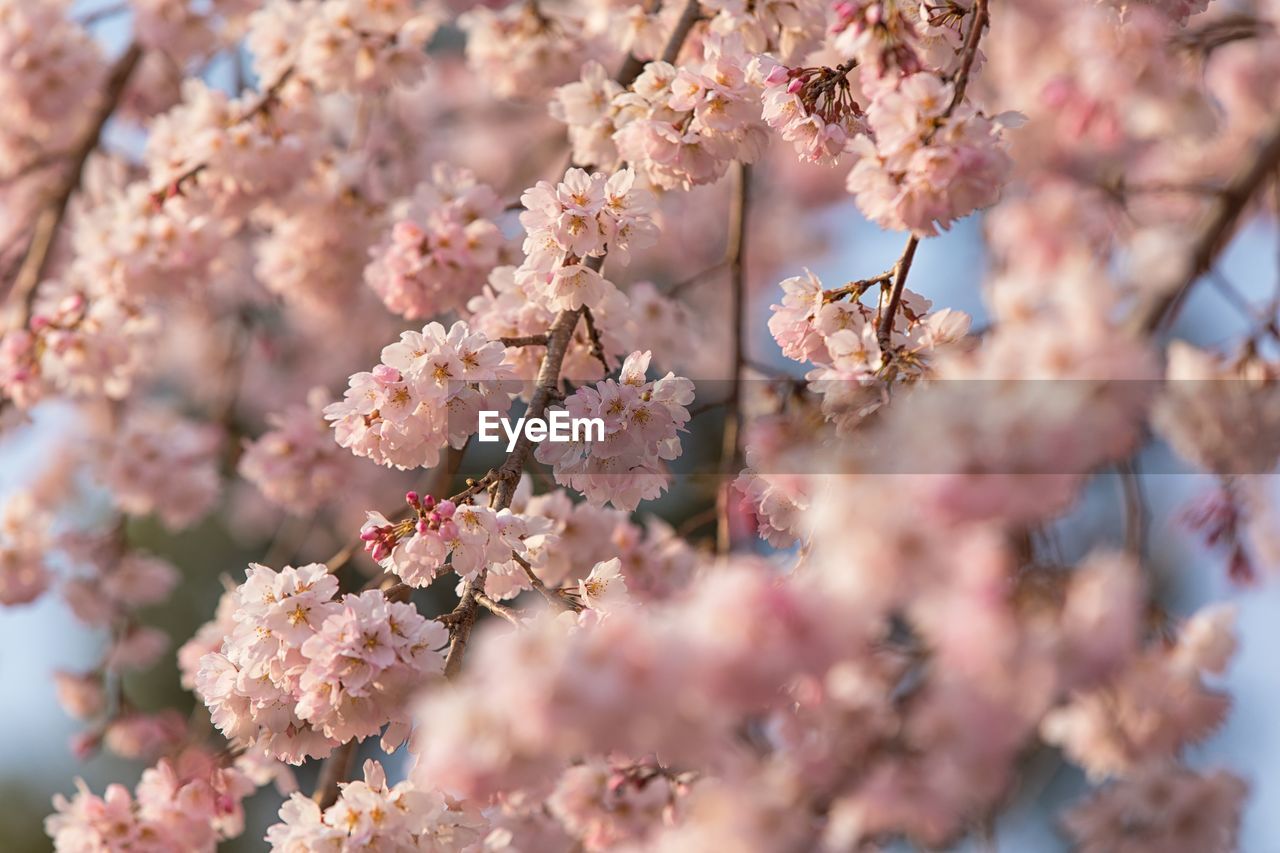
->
1126, 113, 1280, 334
717, 161, 750, 555
5, 43, 143, 327
311, 738, 358, 810
875, 235, 921, 354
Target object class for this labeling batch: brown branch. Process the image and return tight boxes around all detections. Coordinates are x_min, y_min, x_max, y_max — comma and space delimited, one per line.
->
875, 236, 921, 354
660, 0, 704, 66
5, 43, 143, 327
1118, 459, 1148, 558
501, 334, 550, 347
442, 572, 486, 678
311, 738, 358, 810
475, 591, 524, 625
512, 552, 577, 612
580, 306, 611, 371
1126, 113, 1280, 335
717, 161, 750, 555
946, 0, 989, 114
666, 260, 728, 297
870, 0, 985, 353
823, 271, 893, 303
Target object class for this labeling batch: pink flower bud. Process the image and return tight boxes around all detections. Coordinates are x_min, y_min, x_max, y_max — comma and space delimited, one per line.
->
372, 364, 403, 384
764, 65, 790, 86
53, 671, 106, 721
69, 730, 101, 761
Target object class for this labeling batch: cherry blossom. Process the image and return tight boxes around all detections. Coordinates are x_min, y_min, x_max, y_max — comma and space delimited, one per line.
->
365, 164, 510, 319
535, 351, 694, 509
325, 321, 518, 470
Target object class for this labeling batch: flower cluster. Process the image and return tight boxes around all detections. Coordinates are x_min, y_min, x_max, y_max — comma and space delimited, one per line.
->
0, 276, 157, 408
459, 2, 587, 99
254, 183, 381, 318
549, 60, 625, 169
71, 181, 222, 300
46, 749, 256, 853
845, 73, 1012, 235
535, 351, 694, 510
239, 388, 348, 513
769, 268, 970, 429
266, 759, 485, 851
194, 563, 448, 763
1063, 764, 1246, 853
0, 0, 104, 166
547, 759, 680, 850
704, 0, 825, 59
0, 493, 52, 606
831, 1, 922, 73
490, 486, 698, 602
325, 321, 517, 470
1041, 605, 1238, 779
519, 166, 657, 277
1153, 341, 1280, 476
248, 0, 445, 94
364, 164, 509, 320
412, 562, 850, 800
146, 79, 319, 216
759, 59, 867, 164
361, 490, 555, 588
611, 34, 767, 189
98, 406, 223, 531
465, 265, 632, 384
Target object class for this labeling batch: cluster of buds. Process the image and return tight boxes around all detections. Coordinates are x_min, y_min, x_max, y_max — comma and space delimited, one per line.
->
759, 59, 868, 164
765, 62, 865, 127
831, 1, 925, 76
1181, 486, 1255, 585
359, 491, 459, 563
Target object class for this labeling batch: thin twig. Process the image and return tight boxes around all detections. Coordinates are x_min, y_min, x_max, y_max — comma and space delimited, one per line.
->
475, 592, 524, 625
5, 43, 143, 327
580, 306, 611, 371
1118, 458, 1148, 558
946, 0, 989, 113
875, 236, 921, 354
823, 271, 893, 303
513, 553, 577, 612
666, 260, 728, 297
501, 334, 550, 347
1127, 113, 1280, 334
